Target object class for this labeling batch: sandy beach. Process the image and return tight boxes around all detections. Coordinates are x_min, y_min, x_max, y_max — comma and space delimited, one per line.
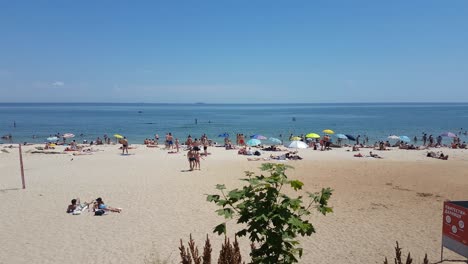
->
1, 144, 467, 264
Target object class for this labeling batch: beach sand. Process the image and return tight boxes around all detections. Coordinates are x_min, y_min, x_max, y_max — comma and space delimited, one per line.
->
0, 144, 467, 264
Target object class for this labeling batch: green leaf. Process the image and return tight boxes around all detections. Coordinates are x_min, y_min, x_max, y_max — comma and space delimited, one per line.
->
228, 189, 244, 200
206, 194, 220, 202
215, 184, 226, 190
216, 208, 234, 218
213, 223, 226, 235
290, 180, 304, 191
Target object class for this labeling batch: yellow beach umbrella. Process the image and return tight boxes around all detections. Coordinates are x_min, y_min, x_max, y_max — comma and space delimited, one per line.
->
322, 129, 334, 134
290, 136, 302, 141
114, 134, 124, 139
305, 133, 320, 139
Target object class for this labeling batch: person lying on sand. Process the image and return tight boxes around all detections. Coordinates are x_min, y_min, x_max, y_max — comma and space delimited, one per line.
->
354, 153, 363, 157
368, 151, 383, 159
247, 157, 271, 161
270, 154, 287, 160
285, 152, 303, 160
261, 145, 284, 151
427, 151, 448, 160
94, 197, 122, 213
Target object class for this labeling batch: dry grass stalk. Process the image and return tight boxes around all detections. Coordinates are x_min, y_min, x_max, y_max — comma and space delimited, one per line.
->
189, 234, 202, 264
218, 236, 243, 264
384, 242, 429, 264
423, 254, 428, 264
180, 234, 243, 264
203, 234, 212, 264
179, 239, 192, 264
218, 237, 233, 264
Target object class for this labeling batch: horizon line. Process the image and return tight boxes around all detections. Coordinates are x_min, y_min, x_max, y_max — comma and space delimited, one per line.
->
1, 101, 468, 105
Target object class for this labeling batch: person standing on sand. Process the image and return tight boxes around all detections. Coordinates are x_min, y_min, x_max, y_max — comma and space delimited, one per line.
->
194, 148, 201, 170
121, 137, 129, 154
422, 133, 427, 146
175, 138, 180, 152
187, 148, 196, 171
155, 134, 159, 145
201, 135, 208, 156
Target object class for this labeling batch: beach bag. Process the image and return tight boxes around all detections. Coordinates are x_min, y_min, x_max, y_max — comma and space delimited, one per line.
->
254, 151, 261, 156
94, 209, 105, 216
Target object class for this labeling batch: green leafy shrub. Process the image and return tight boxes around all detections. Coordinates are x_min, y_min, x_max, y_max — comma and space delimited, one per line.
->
207, 163, 333, 263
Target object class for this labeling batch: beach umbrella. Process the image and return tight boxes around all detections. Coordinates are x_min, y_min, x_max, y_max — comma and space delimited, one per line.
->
323, 129, 334, 134
290, 136, 302, 141
246, 139, 261, 146
218, 133, 229, 138
440, 132, 456, 138
388, 135, 400, 140
47, 136, 58, 141
288, 141, 308, 149
63, 133, 75, 138
345, 134, 356, 141
305, 133, 320, 139
250, 134, 267, 140
268, 137, 282, 144
335, 133, 348, 139
399, 136, 411, 142
114, 134, 124, 139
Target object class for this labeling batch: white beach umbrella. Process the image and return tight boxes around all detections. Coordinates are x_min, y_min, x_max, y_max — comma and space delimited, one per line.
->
63, 133, 75, 138
388, 135, 400, 140
288, 140, 308, 149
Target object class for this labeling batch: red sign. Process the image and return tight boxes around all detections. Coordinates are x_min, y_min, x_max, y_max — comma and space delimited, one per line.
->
443, 201, 468, 246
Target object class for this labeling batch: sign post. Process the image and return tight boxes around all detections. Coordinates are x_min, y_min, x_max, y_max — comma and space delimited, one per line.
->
442, 201, 468, 261
18, 144, 25, 189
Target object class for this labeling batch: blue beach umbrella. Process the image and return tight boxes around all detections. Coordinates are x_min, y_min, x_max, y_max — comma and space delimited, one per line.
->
440, 132, 456, 138
246, 139, 261, 146
218, 133, 229, 138
345, 134, 356, 141
399, 136, 411, 143
335, 134, 348, 139
268, 137, 282, 144
250, 134, 267, 140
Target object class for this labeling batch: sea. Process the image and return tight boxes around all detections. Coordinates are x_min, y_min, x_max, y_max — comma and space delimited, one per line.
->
1, 103, 468, 145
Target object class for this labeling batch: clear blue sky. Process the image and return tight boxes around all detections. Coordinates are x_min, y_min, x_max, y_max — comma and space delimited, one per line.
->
1, 1, 467, 103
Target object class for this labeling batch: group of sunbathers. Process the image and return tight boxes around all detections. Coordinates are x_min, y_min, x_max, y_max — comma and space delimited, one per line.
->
67, 197, 122, 215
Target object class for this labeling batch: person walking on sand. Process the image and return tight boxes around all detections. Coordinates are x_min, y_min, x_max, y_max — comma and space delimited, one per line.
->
121, 137, 129, 154
175, 138, 180, 153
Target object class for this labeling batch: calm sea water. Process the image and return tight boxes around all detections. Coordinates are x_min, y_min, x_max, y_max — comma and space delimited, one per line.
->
1, 103, 467, 145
